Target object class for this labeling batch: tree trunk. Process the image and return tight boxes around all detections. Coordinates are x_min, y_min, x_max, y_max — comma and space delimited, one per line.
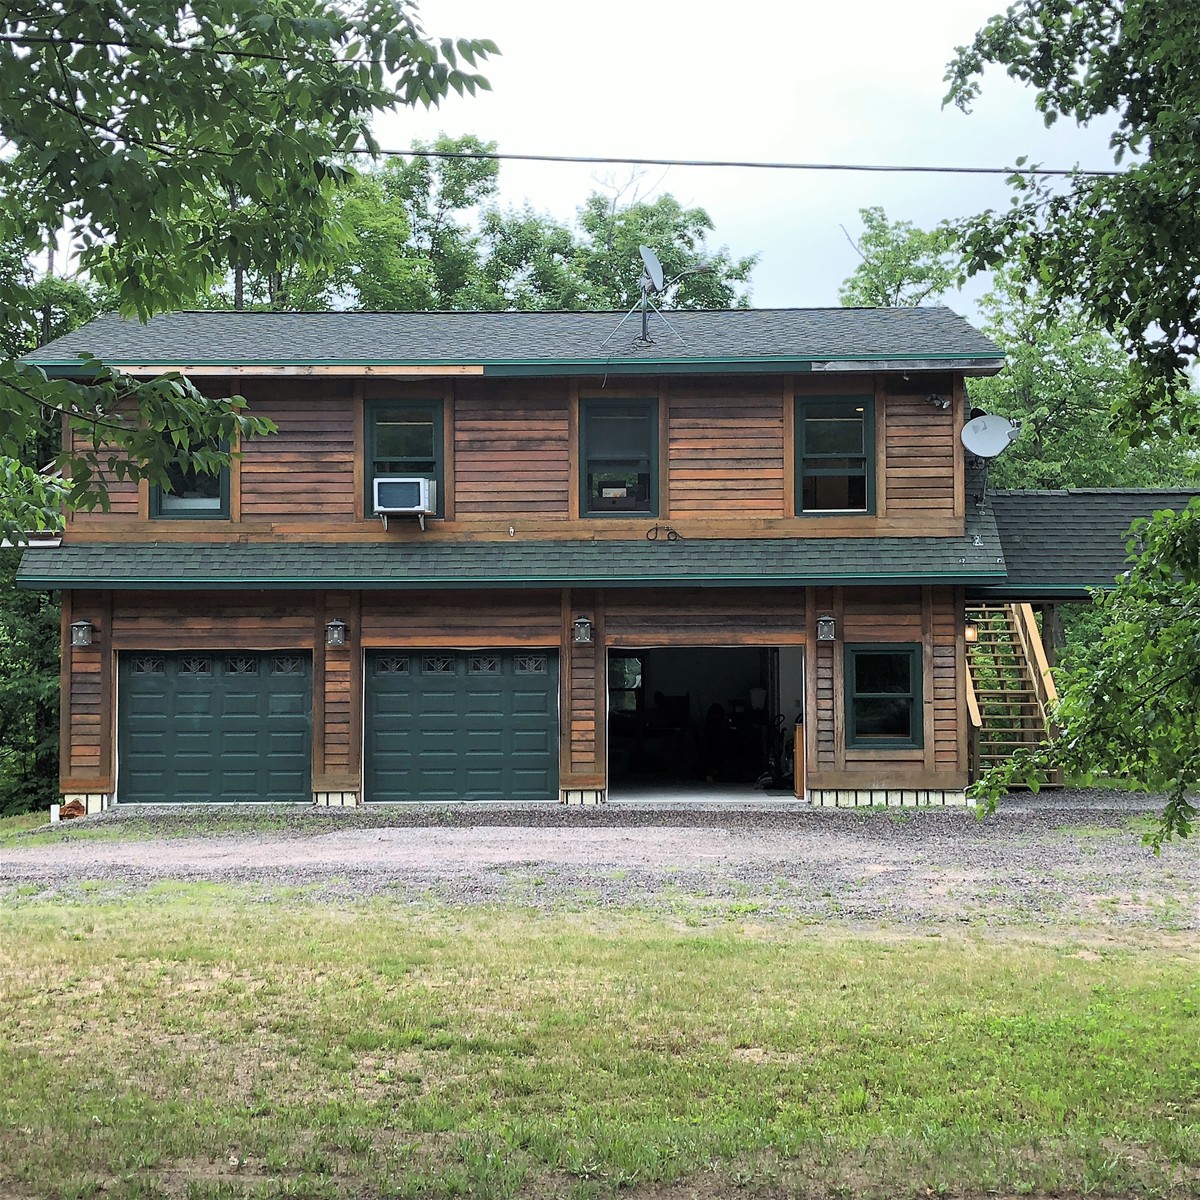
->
1041, 603, 1066, 669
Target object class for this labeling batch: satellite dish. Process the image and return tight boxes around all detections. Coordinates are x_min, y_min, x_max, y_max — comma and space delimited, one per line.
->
961, 414, 1020, 459
639, 245, 665, 293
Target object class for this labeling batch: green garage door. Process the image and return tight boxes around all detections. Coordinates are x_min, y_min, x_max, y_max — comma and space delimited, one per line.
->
117, 652, 311, 803
365, 650, 559, 802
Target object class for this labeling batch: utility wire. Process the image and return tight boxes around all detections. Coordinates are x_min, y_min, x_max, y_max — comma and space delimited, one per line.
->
353, 147, 1121, 178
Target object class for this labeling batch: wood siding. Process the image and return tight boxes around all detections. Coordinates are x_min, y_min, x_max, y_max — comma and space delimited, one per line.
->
454, 380, 571, 516
605, 588, 805, 646
803, 585, 965, 789
667, 382, 784, 516
360, 591, 561, 646
238, 385, 357, 521
60, 372, 970, 542
882, 390, 957, 517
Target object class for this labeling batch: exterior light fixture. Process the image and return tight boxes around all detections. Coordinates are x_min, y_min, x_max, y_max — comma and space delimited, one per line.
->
964, 622, 979, 644
572, 616, 594, 645
325, 619, 347, 648
70, 619, 94, 647
815, 615, 836, 642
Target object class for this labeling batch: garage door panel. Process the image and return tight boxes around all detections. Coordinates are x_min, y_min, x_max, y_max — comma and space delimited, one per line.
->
366, 650, 558, 802
118, 652, 312, 803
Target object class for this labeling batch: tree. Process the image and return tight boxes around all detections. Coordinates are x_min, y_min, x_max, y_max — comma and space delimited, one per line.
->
945, 0, 1200, 438
0, 0, 495, 538
838, 206, 959, 308
204, 148, 758, 314
947, 0, 1200, 842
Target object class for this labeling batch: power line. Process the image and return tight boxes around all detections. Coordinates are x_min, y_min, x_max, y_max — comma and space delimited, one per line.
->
363, 148, 1121, 178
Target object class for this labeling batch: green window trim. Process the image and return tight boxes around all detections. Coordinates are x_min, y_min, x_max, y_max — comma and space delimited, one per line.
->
796, 395, 875, 515
150, 441, 231, 521
366, 398, 445, 519
844, 642, 923, 749
581, 398, 658, 518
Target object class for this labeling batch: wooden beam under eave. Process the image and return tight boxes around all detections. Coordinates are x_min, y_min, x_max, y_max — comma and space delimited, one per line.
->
120, 365, 487, 377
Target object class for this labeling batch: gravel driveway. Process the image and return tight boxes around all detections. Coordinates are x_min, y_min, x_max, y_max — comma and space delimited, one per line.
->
2, 790, 1197, 928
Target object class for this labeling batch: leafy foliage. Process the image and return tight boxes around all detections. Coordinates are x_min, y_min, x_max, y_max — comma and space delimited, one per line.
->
0, 551, 58, 815
945, 0, 1200, 439
208, 144, 758, 312
0, 0, 495, 534
838, 207, 959, 308
974, 504, 1200, 849
948, 1, 1200, 842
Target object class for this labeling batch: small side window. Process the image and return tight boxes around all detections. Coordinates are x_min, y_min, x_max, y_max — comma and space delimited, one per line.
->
797, 396, 874, 514
151, 438, 230, 520
844, 644, 922, 748
581, 399, 657, 517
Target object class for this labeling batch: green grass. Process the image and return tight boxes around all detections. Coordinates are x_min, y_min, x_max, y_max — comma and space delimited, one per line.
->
1, 898, 1198, 1199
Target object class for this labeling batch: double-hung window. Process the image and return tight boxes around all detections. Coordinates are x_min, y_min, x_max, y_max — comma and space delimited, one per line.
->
797, 397, 874, 514
581, 399, 657, 516
151, 438, 229, 519
367, 399, 443, 517
844, 644, 923, 748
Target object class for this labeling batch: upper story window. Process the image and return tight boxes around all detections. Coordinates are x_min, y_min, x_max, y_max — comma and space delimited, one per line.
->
367, 399, 443, 517
796, 396, 874, 514
581, 399, 657, 517
151, 439, 229, 520
844, 643, 923, 748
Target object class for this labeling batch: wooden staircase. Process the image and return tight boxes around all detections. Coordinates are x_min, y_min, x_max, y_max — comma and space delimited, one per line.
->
964, 602, 1062, 785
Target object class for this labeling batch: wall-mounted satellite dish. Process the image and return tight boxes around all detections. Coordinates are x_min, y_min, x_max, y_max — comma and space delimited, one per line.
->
961, 414, 1020, 459
639, 245, 665, 293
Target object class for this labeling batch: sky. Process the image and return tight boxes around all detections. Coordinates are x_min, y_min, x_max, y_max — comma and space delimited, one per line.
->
375, 0, 1118, 321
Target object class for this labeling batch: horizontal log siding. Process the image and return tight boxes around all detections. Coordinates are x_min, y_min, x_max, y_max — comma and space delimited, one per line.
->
68, 426, 140, 523
67, 644, 103, 775
667, 383, 785, 516
322, 591, 355, 775
361, 590, 561, 646
109, 591, 315, 647
883, 392, 956, 515
454, 381, 570, 516
605, 588, 804, 646
931, 590, 960, 771
238, 386, 357, 520
807, 585, 964, 788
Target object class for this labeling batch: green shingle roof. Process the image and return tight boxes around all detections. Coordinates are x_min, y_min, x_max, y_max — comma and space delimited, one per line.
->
977, 489, 1200, 599
18, 524, 1006, 591
25, 308, 1003, 376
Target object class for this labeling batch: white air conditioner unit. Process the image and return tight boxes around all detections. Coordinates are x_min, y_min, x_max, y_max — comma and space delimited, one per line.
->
374, 477, 436, 529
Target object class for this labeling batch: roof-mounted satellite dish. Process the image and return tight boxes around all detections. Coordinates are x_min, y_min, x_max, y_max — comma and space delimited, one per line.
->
639, 245, 665, 293
961, 414, 1020, 459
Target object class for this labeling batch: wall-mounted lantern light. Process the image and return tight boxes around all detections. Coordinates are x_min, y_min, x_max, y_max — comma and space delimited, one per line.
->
70, 619, 94, 647
816, 614, 836, 642
325, 619, 347, 648
964, 622, 979, 644
572, 616, 594, 645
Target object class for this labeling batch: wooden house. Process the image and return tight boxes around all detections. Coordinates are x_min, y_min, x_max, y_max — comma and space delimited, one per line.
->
19, 306, 1034, 810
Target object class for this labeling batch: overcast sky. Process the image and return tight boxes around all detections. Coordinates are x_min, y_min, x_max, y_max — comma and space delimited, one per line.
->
375, 0, 1117, 320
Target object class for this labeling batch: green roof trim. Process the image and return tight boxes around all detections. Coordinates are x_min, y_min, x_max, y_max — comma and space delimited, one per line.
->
18, 526, 1006, 592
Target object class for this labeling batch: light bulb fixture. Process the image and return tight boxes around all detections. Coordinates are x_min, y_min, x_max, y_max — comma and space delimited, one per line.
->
816, 614, 836, 642
325, 619, 347, 648
70, 619, 94, 647
964, 622, 979, 644
572, 616, 594, 645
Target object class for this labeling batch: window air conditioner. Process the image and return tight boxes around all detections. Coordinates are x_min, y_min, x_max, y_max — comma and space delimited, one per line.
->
373, 476, 436, 516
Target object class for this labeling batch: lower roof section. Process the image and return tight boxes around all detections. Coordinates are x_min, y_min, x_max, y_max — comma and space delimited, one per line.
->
973, 488, 1200, 601
18, 525, 1005, 591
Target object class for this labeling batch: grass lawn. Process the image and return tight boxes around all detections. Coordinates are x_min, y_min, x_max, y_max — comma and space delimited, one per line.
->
1, 893, 1198, 1199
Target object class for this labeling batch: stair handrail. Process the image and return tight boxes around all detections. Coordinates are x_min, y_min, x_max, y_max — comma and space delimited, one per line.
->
964, 658, 983, 783
1012, 602, 1058, 716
